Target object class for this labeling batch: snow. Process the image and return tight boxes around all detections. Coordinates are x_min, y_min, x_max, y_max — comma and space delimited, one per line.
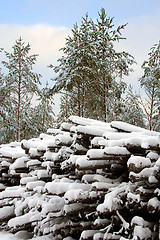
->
103, 146, 131, 156
103, 132, 136, 140
54, 133, 73, 146
0, 231, 52, 240
93, 175, 115, 183
29, 147, 42, 158
93, 232, 104, 240
0, 145, 26, 159
42, 161, 55, 168
45, 181, 92, 195
61, 122, 75, 131
10, 156, 29, 170
127, 156, 151, 168
148, 175, 158, 184
0, 183, 6, 191
42, 198, 64, 215
133, 225, 152, 239
39, 133, 55, 140
146, 151, 159, 160
155, 157, 160, 167
45, 140, 57, 148
73, 143, 88, 153
26, 180, 46, 190
0, 187, 25, 199
125, 137, 142, 146
43, 151, 54, 161
76, 125, 106, 136
21, 139, 39, 150
0, 116, 159, 239
148, 197, 159, 209
37, 143, 47, 152
45, 182, 71, 195
129, 166, 157, 181
37, 170, 50, 179
1, 160, 10, 167
97, 183, 129, 213
0, 232, 19, 240
0, 206, 14, 220
61, 155, 79, 169
81, 174, 96, 183
63, 202, 84, 215
25, 195, 43, 209
127, 192, 140, 203
80, 229, 99, 239
141, 136, 159, 148
15, 230, 33, 239
131, 216, 151, 227
8, 211, 34, 228
111, 121, 159, 136
69, 182, 92, 191
27, 159, 41, 167
64, 189, 89, 203
47, 128, 63, 135
100, 138, 125, 148
69, 115, 98, 126
86, 149, 106, 159
90, 137, 104, 147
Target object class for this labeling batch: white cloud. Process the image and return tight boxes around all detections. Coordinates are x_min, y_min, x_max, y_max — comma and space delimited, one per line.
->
0, 24, 71, 83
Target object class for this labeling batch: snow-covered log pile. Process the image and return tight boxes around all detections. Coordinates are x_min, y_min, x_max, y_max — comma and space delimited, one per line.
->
0, 115, 160, 240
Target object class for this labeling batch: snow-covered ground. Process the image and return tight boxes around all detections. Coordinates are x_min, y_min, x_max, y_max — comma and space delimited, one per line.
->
0, 231, 50, 240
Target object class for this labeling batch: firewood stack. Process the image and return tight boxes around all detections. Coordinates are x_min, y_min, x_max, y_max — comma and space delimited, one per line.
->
0, 115, 159, 239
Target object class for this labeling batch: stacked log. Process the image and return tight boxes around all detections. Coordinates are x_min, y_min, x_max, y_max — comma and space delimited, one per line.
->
0, 116, 159, 239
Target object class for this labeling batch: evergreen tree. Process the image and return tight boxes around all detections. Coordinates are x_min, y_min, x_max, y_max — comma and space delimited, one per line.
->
92, 8, 135, 121
56, 91, 77, 126
31, 82, 55, 135
51, 14, 96, 118
0, 54, 16, 143
122, 85, 145, 127
1, 37, 41, 141
51, 8, 135, 122
139, 41, 160, 131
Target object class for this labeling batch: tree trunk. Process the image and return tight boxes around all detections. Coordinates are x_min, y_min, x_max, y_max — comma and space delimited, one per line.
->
149, 83, 155, 131
103, 74, 107, 122
81, 74, 85, 118
78, 84, 81, 117
17, 63, 21, 142
102, 48, 107, 122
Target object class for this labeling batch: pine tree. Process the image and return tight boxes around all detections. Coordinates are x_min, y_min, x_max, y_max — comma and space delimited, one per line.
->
122, 85, 145, 127
51, 8, 135, 122
51, 14, 96, 118
31, 82, 55, 135
56, 91, 77, 126
0, 58, 16, 143
139, 41, 160, 131
1, 37, 41, 141
92, 8, 135, 121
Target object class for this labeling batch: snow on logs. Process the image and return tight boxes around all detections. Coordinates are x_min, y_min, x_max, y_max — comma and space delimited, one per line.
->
0, 116, 160, 239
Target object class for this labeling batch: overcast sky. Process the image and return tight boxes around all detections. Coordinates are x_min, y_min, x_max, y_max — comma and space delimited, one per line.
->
0, 0, 160, 113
